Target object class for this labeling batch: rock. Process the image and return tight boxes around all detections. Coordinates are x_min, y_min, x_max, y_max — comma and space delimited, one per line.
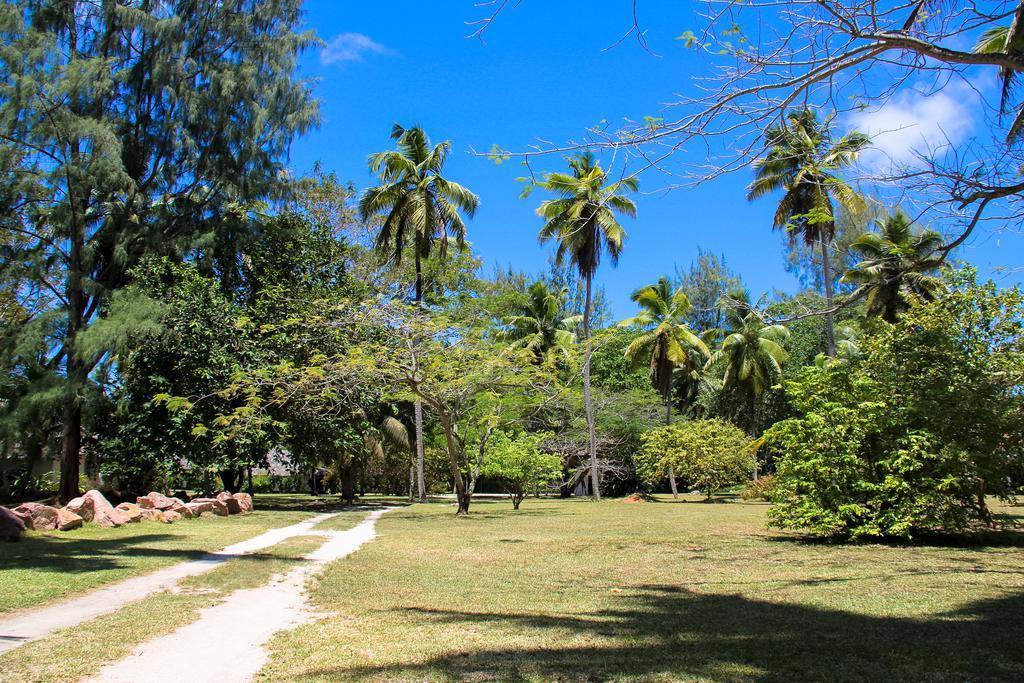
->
56, 508, 83, 531
199, 511, 214, 518
216, 492, 242, 515
12, 502, 60, 531
65, 495, 94, 522
82, 490, 128, 528
115, 502, 143, 523
137, 492, 178, 510
140, 508, 163, 522
232, 492, 253, 513
191, 497, 229, 516
0, 507, 25, 541
160, 510, 182, 524
185, 501, 213, 516
168, 502, 193, 519
622, 493, 647, 504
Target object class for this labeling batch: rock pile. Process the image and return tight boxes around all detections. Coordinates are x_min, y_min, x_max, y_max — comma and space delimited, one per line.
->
0, 489, 254, 539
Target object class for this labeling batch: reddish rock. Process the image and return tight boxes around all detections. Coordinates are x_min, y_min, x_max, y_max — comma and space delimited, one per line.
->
56, 508, 83, 531
65, 495, 94, 521
185, 501, 213, 516
191, 497, 229, 516
12, 503, 60, 531
81, 490, 128, 528
198, 511, 214, 519
232, 493, 254, 513
140, 508, 163, 522
168, 502, 193, 519
160, 510, 182, 524
216, 492, 242, 515
137, 492, 178, 510
0, 507, 25, 541
115, 502, 143, 523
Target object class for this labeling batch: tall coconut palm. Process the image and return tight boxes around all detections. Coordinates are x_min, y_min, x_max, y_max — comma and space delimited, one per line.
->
359, 124, 479, 502
747, 109, 869, 357
497, 280, 581, 366
537, 152, 637, 500
620, 276, 710, 497
707, 294, 789, 444
842, 211, 945, 323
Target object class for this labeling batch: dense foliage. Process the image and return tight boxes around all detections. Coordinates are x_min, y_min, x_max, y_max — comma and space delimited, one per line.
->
481, 431, 562, 509
636, 419, 754, 500
767, 270, 1024, 538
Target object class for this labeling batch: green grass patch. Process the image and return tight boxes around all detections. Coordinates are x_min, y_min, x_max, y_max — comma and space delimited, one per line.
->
259, 496, 1024, 682
0, 508, 316, 613
0, 532, 327, 683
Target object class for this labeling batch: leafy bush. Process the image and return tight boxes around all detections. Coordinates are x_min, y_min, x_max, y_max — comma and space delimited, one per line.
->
481, 432, 562, 509
741, 474, 777, 501
636, 419, 754, 500
766, 270, 1024, 539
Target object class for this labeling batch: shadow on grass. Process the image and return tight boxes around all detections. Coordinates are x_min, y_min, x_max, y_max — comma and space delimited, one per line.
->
765, 526, 1024, 549
316, 586, 1024, 682
0, 534, 314, 574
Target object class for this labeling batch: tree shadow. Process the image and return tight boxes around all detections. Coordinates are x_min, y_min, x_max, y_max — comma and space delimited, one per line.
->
252, 495, 411, 513
0, 534, 298, 574
312, 586, 1024, 682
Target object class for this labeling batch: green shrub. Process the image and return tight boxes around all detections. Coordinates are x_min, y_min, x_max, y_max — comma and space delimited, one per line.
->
481, 432, 562, 509
741, 474, 777, 501
766, 270, 1024, 539
636, 419, 754, 500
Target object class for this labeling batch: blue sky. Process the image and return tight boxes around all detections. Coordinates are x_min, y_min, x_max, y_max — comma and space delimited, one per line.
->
288, 2, 1023, 319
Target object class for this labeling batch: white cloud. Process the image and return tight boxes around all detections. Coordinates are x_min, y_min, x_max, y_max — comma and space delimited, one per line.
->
320, 33, 392, 66
846, 83, 978, 171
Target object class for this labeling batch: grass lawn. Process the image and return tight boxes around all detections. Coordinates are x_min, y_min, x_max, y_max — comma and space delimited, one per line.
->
260, 496, 1024, 682
0, 534, 327, 683
0, 495, 324, 614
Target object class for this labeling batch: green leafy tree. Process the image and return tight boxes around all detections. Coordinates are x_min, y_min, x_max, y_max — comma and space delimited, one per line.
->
536, 152, 637, 500
675, 248, 743, 334
767, 269, 1024, 539
842, 211, 945, 323
620, 276, 710, 496
636, 419, 754, 501
0, 0, 317, 501
359, 124, 480, 503
747, 109, 869, 357
481, 431, 562, 509
496, 280, 580, 366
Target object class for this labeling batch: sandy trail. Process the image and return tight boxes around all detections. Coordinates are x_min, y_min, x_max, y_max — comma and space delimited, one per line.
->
0, 511, 339, 655
85, 508, 391, 683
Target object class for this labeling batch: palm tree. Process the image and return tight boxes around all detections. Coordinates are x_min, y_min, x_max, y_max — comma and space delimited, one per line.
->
537, 152, 637, 500
707, 294, 789, 457
620, 276, 710, 497
975, 10, 1024, 143
747, 108, 869, 357
842, 211, 945, 323
359, 124, 479, 502
497, 281, 581, 366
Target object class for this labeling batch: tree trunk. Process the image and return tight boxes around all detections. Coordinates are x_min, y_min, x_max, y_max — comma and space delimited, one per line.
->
665, 394, 679, 499
413, 252, 428, 503
820, 237, 836, 358
408, 443, 416, 502
582, 272, 601, 501
341, 460, 355, 504
414, 400, 427, 502
219, 468, 242, 494
436, 414, 470, 515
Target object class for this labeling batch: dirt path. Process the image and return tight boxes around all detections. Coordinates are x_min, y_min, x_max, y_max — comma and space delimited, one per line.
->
0, 511, 339, 654
85, 508, 391, 683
